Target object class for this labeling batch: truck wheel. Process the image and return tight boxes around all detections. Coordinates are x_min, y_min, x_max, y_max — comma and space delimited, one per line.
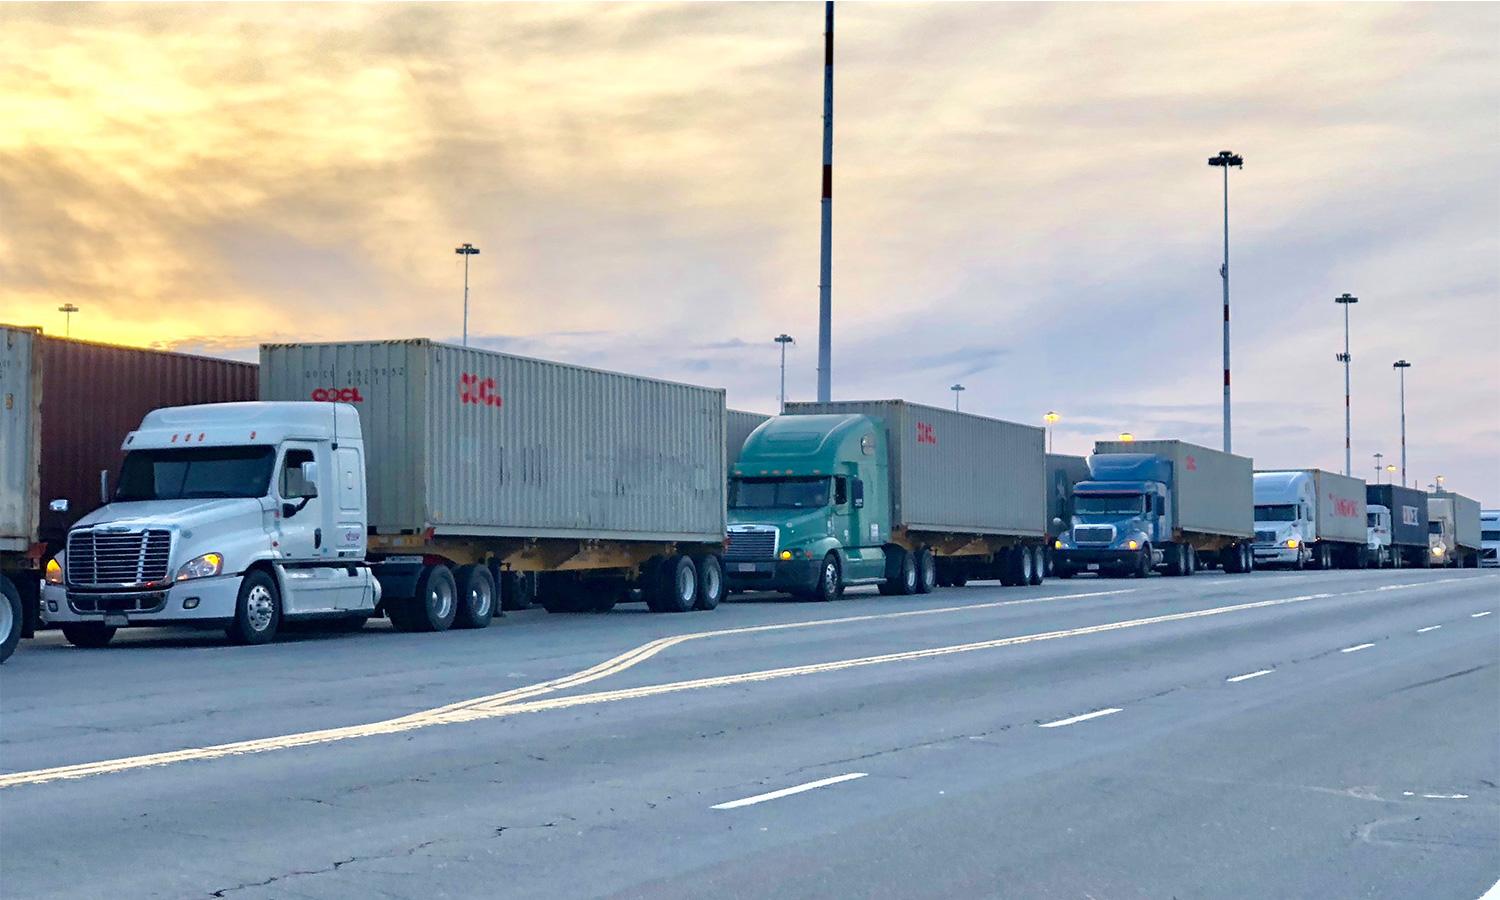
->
61, 623, 116, 648
915, 549, 936, 594
407, 564, 458, 631
692, 554, 724, 610
1017, 546, 1034, 585
813, 554, 842, 602
1029, 546, 1045, 585
1166, 544, 1185, 576
0, 576, 21, 664
453, 564, 495, 629
1134, 546, 1152, 578
882, 548, 917, 595
647, 555, 697, 613
897, 550, 918, 595
500, 570, 537, 611
1184, 545, 1197, 575
227, 570, 281, 645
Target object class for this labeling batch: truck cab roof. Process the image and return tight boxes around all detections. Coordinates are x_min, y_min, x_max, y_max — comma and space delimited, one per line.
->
126, 401, 361, 451
732, 414, 876, 478
1086, 453, 1172, 484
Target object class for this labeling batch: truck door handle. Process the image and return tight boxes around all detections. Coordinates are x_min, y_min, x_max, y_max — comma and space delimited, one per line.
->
314, 528, 323, 549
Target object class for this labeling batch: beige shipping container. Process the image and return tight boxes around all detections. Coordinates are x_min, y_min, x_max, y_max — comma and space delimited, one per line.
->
727, 410, 771, 468
260, 340, 727, 544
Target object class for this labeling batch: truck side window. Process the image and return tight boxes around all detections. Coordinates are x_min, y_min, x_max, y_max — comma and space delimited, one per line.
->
281, 449, 316, 499
852, 478, 865, 509
834, 476, 849, 507
1154, 496, 1164, 517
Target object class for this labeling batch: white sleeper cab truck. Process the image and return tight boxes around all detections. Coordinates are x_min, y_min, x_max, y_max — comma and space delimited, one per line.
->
1366, 505, 1393, 569
1252, 469, 1369, 569
43, 403, 379, 646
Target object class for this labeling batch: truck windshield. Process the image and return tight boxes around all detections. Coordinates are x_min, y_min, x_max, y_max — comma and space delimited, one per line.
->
1074, 494, 1146, 515
115, 446, 277, 501
1368, 513, 1382, 527
1255, 504, 1297, 522
730, 477, 830, 510
1483, 530, 1500, 542
1428, 521, 1443, 535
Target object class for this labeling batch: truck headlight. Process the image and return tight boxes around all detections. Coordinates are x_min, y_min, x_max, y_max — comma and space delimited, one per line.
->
176, 552, 224, 581
1054, 540, 1064, 550
1126, 539, 1139, 550
779, 550, 793, 560
1285, 538, 1300, 549
1431, 546, 1444, 557
44, 557, 63, 585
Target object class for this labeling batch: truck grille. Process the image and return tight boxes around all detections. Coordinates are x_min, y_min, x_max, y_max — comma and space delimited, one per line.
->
1255, 530, 1278, 545
1072, 525, 1115, 544
67, 529, 172, 587
725, 529, 777, 561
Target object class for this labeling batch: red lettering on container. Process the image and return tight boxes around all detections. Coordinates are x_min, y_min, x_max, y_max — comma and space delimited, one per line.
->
460, 373, 502, 408
916, 422, 937, 445
1330, 495, 1360, 518
1185, 455, 1198, 471
310, 387, 364, 403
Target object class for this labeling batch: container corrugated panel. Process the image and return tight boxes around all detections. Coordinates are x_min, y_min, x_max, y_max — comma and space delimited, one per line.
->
727, 410, 770, 467
1366, 484, 1428, 547
260, 340, 727, 542
1309, 470, 1368, 544
24, 333, 259, 548
786, 400, 1044, 536
1094, 439, 1252, 538
0, 326, 42, 552
1046, 453, 1090, 534
1432, 492, 1482, 550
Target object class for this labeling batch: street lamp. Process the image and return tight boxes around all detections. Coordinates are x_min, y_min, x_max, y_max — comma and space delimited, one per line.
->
950, 384, 965, 411
1374, 452, 1384, 484
1044, 411, 1060, 453
774, 334, 795, 413
454, 243, 481, 346
1118, 432, 1135, 443
1208, 150, 1243, 453
1393, 359, 1411, 487
57, 303, 79, 338
1334, 293, 1358, 476
1434, 474, 1445, 493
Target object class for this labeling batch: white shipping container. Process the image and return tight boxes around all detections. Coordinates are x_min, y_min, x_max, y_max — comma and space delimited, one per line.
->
1431, 493, 1482, 551
786, 400, 1044, 537
260, 340, 727, 543
0, 326, 41, 553
1094, 439, 1253, 539
1310, 469, 1368, 544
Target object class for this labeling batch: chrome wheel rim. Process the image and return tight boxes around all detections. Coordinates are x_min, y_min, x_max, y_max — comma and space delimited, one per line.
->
823, 561, 837, 597
469, 582, 492, 617
0, 595, 14, 642
703, 564, 721, 602
430, 580, 454, 620
676, 564, 695, 602
245, 584, 275, 632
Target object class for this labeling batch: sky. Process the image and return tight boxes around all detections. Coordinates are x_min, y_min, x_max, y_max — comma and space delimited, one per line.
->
2, 2, 1497, 503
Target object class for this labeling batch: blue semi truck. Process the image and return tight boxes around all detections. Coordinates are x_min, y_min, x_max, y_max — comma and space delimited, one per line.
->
1053, 439, 1255, 577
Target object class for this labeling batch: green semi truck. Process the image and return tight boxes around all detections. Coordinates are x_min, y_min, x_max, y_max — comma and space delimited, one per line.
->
724, 400, 1047, 599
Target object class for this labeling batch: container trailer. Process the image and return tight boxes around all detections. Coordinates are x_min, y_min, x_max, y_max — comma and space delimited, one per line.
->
1427, 491, 1482, 568
727, 410, 771, 468
40, 339, 728, 647
1044, 454, 1090, 574
1365, 484, 1429, 568
1, 325, 256, 661
1252, 469, 1368, 569
1054, 439, 1255, 577
725, 400, 1047, 598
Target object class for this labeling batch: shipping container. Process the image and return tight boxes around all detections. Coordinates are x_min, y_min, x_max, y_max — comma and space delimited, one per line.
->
786, 400, 1044, 536
260, 340, 726, 543
1045, 453, 1090, 534
1254, 468, 1367, 545
0, 326, 42, 555
1093, 439, 1252, 539
1366, 484, 1428, 548
727, 409, 771, 468
1431, 492, 1481, 551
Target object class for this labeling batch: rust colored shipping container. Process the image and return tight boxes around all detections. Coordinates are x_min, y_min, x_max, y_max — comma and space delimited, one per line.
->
31, 332, 259, 548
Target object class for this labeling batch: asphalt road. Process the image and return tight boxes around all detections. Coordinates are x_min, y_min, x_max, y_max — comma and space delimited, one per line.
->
2, 568, 1497, 899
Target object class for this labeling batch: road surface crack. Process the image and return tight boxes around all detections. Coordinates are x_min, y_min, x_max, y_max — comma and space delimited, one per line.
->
207, 840, 437, 896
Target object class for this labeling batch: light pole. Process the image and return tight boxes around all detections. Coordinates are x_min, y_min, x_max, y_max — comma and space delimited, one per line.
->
816, 0, 835, 403
950, 383, 965, 411
57, 303, 79, 337
774, 334, 795, 413
1393, 359, 1410, 487
1208, 150, 1243, 453
1044, 411, 1060, 453
1334, 292, 1358, 476
455, 243, 480, 346
1374, 452, 1384, 484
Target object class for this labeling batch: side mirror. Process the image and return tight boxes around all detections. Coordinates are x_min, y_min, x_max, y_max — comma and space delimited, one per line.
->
299, 460, 319, 498
1051, 516, 1064, 530
99, 469, 110, 505
49, 498, 69, 513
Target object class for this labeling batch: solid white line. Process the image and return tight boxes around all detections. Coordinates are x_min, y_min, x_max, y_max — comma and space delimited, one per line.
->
1471, 611, 1492, 618
1340, 643, 1375, 654
1226, 669, 1273, 683
1416, 625, 1442, 633
1039, 708, 1122, 728
711, 772, 867, 810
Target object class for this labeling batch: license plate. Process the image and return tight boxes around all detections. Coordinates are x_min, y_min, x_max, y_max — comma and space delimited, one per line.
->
104, 614, 128, 627
1087, 563, 1100, 571
736, 563, 757, 573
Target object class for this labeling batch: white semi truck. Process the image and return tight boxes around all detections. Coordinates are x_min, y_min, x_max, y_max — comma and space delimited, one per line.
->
1252, 469, 1369, 569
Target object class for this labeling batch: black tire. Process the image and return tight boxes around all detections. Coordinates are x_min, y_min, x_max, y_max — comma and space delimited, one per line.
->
500, 570, 537, 611
539, 576, 585, 614
453, 564, 496, 629
1166, 544, 1185, 577
227, 569, 281, 645
692, 554, 724, 610
405, 564, 458, 632
61, 622, 116, 648
1134, 545, 1152, 578
813, 554, 842, 602
885, 548, 918, 596
1017, 546, 1035, 586
0, 576, 22, 664
1184, 545, 1197, 576
1028, 546, 1045, 585
915, 549, 936, 594
647, 555, 697, 613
